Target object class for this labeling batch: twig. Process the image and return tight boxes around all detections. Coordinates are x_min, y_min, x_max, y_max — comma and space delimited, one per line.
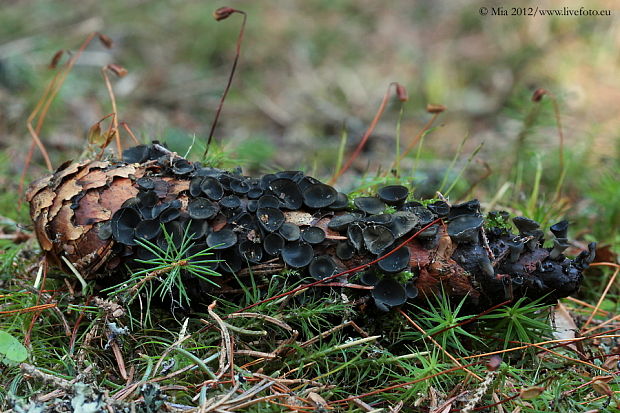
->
208, 301, 235, 382
203, 8, 247, 158
329, 82, 404, 185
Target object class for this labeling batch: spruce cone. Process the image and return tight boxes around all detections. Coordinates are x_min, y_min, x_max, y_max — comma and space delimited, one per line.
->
27, 143, 596, 309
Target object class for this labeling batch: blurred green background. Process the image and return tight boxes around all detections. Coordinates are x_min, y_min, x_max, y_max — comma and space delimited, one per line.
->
0, 0, 618, 239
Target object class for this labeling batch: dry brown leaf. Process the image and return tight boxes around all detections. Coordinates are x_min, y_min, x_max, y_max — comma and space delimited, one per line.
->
591, 378, 613, 397
602, 355, 620, 371
552, 302, 578, 351
519, 386, 545, 400
307, 392, 327, 408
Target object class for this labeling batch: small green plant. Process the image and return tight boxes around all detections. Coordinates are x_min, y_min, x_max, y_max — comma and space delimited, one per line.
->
408, 291, 484, 354
104, 224, 221, 311
479, 297, 552, 349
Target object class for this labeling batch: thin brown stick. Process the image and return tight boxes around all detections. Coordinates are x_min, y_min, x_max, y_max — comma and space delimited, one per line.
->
397, 112, 440, 161
203, 8, 247, 158
328, 360, 483, 405
19, 32, 109, 202
581, 266, 619, 332
101, 64, 127, 157
329, 82, 401, 185
208, 301, 235, 382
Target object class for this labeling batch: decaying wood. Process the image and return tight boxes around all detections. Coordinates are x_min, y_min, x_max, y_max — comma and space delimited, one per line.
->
27, 143, 596, 310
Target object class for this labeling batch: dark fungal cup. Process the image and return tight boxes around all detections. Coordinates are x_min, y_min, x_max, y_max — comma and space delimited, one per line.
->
336, 241, 356, 260
159, 206, 181, 223
195, 166, 222, 177
220, 195, 241, 209
549, 220, 570, 260
186, 219, 208, 240
405, 282, 418, 299
362, 225, 395, 254
449, 200, 481, 218
189, 176, 204, 197
388, 211, 419, 238
188, 198, 219, 220
513, 216, 541, 234
268, 178, 303, 210
408, 205, 434, 226
230, 177, 250, 195
136, 177, 155, 190
256, 207, 285, 233
238, 240, 263, 263
506, 239, 525, 263
354, 197, 386, 215
172, 158, 194, 175
301, 226, 326, 244
513, 216, 544, 250
97, 221, 112, 240
377, 185, 409, 206
447, 215, 484, 244
247, 185, 263, 199
297, 176, 321, 192
550, 220, 569, 239
259, 173, 277, 191
327, 213, 359, 231
417, 223, 439, 239
162, 221, 185, 249
257, 195, 281, 209
121, 197, 140, 209
359, 271, 380, 286
151, 200, 172, 219
308, 255, 338, 280
122, 145, 149, 164
247, 199, 258, 213
275, 170, 304, 181
347, 223, 364, 251
148, 141, 168, 160
302, 183, 338, 209
363, 214, 393, 225
135, 219, 162, 240
231, 212, 256, 231
372, 279, 407, 310
279, 222, 301, 241
427, 201, 450, 217
110, 207, 141, 245
263, 233, 285, 255
281, 241, 314, 268
329, 192, 349, 211
377, 246, 410, 273
219, 248, 243, 273
206, 228, 237, 250
201, 177, 224, 201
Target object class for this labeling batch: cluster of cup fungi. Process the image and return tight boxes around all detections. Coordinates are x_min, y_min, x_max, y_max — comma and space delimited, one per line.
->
27, 142, 596, 312
23, 9, 596, 313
